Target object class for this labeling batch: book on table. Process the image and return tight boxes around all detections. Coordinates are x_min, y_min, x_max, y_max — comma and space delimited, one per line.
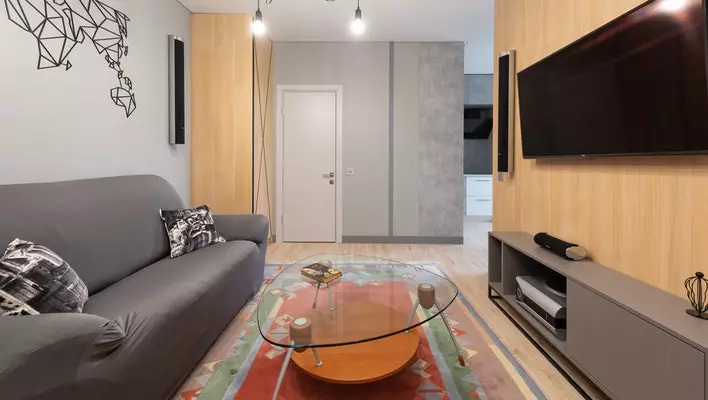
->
301, 263, 342, 284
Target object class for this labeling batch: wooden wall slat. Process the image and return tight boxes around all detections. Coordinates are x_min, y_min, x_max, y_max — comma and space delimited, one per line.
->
493, 0, 708, 296
191, 14, 253, 214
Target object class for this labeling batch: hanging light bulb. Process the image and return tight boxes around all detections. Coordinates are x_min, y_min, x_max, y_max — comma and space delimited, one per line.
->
252, 1, 266, 36
659, 0, 687, 12
350, 1, 366, 35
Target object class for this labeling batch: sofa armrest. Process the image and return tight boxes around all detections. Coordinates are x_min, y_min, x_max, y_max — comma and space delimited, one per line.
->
0, 313, 123, 399
214, 214, 269, 246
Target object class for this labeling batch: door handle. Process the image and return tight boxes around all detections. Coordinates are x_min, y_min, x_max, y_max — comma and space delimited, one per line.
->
322, 172, 335, 178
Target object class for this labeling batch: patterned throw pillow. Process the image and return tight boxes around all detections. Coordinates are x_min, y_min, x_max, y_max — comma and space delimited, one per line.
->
0, 290, 39, 316
160, 205, 226, 258
0, 239, 89, 315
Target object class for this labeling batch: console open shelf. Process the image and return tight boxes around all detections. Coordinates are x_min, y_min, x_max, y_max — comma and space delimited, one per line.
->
500, 293, 567, 353
489, 231, 708, 400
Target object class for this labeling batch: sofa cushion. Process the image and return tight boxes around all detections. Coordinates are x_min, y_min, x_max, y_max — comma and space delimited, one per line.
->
159, 205, 225, 258
79, 240, 262, 399
83, 240, 258, 319
0, 239, 88, 314
0, 176, 184, 295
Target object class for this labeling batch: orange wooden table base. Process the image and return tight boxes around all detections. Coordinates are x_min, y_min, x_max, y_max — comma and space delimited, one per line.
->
291, 330, 420, 384
290, 301, 420, 384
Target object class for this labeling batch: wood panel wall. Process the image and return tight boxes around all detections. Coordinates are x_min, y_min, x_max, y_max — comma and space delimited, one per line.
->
253, 36, 275, 241
493, 0, 708, 297
191, 14, 253, 214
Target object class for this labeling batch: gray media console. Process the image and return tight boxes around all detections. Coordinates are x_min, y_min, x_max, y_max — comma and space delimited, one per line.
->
489, 231, 708, 400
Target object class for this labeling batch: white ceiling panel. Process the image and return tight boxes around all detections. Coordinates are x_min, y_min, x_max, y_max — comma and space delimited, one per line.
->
178, 0, 494, 73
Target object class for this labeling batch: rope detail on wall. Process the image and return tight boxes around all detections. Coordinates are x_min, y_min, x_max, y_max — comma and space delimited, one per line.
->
254, 39, 274, 242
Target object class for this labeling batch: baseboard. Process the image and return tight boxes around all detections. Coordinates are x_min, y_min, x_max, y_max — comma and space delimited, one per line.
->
342, 236, 464, 245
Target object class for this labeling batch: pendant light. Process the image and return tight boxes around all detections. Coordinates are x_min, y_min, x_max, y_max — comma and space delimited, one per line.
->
659, 0, 687, 12
350, 0, 366, 35
252, 0, 266, 36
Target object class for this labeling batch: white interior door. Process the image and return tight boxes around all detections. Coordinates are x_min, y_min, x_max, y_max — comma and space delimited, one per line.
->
282, 91, 337, 242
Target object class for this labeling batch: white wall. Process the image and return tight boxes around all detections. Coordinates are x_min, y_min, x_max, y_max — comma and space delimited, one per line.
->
465, 39, 495, 74
0, 0, 191, 202
464, 0, 494, 74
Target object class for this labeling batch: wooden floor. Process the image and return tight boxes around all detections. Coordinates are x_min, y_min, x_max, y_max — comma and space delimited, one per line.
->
266, 217, 609, 400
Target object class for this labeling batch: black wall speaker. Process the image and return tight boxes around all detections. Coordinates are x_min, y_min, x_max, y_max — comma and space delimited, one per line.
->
533, 232, 588, 261
497, 50, 516, 181
169, 35, 185, 145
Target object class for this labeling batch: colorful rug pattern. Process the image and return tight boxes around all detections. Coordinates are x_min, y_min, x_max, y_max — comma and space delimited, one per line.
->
176, 262, 547, 400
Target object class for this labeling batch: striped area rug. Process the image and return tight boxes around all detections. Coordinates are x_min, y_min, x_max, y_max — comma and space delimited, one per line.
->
176, 262, 546, 400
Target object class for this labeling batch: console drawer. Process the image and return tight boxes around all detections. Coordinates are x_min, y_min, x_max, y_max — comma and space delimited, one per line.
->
567, 281, 704, 400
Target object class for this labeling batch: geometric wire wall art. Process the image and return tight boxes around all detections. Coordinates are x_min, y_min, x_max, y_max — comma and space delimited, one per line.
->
3, 0, 136, 117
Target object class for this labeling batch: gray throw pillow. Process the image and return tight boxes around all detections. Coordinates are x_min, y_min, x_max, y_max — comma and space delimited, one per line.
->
0, 239, 89, 315
160, 205, 226, 258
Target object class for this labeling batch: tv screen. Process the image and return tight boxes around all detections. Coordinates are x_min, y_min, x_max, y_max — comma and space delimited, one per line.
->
518, 0, 708, 158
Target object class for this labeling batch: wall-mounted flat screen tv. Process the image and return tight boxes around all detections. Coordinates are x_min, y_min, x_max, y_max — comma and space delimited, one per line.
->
518, 0, 708, 158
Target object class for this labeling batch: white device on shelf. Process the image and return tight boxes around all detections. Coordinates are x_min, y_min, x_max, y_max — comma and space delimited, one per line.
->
515, 276, 567, 339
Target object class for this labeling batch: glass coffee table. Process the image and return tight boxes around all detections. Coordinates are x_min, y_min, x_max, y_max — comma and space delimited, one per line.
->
257, 254, 461, 399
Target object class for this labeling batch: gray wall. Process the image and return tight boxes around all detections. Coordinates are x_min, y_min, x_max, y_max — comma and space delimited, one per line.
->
464, 139, 493, 175
275, 42, 464, 242
0, 0, 191, 202
465, 74, 494, 105
392, 44, 421, 237
418, 44, 464, 237
275, 42, 390, 236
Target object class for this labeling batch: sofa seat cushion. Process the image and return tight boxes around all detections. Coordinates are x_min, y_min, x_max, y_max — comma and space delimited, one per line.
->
83, 240, 257, 319
76, 239, 263, 399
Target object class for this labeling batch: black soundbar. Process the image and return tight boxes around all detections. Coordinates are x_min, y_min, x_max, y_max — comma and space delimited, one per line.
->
533, 232, 587, 261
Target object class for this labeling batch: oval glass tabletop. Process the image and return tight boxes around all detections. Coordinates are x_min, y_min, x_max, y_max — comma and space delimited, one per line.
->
256, 254, 459, 349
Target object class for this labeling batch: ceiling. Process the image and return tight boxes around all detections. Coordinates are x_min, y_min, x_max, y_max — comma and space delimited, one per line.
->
177, 0, 494, 73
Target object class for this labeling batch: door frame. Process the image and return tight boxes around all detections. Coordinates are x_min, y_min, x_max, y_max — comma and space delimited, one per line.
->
275, 85, 344, 243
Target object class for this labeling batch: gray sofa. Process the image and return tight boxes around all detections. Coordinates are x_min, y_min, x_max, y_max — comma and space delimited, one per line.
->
0, 175, 268, 400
